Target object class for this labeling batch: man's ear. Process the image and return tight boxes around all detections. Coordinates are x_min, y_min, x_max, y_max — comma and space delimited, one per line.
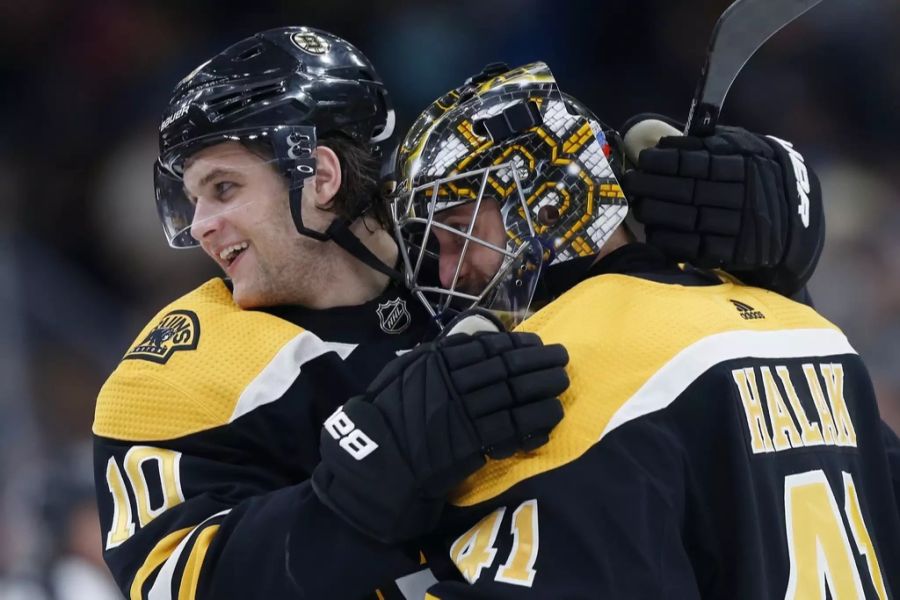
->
312, 145, 342, 209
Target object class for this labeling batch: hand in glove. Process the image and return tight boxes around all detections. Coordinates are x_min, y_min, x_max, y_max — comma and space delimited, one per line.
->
620, 115, 824, 296
311, 321, 568, 543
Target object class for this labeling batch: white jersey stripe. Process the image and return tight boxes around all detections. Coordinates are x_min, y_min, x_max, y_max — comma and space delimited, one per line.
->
601, 328, 857, 441
395, 567, 439, 600
147, 509, 231, 600
230, 332, 357, 423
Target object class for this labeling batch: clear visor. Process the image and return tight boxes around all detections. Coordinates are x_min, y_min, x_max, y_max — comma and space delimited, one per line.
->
154, 126, 315, 248
392, 163, 544, 328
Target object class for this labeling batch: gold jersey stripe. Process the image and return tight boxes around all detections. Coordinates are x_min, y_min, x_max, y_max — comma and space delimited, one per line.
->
130, 526, 194, 599
178, 524, 220, 600
146, 510, 231, 599
451, 274, 840, 506
94, 279, 304, 441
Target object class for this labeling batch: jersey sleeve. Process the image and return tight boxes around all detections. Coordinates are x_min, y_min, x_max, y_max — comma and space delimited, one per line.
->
93, 380, 420, 600
95, 437, 421, 600
93, 280, 421, 599
881, 420, 900, 511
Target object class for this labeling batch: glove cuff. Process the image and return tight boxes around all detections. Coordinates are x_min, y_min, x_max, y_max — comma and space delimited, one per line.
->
755, 135, 825, 295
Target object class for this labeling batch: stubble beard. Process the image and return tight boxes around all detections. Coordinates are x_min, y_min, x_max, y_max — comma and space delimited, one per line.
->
228, 233, 331, 309
263, 234, 334, 308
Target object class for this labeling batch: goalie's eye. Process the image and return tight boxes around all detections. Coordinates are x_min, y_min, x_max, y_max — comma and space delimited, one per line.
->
214, 181, 237, 199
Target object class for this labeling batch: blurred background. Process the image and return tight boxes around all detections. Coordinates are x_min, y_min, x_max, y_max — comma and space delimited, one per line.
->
0, 0, 897, 596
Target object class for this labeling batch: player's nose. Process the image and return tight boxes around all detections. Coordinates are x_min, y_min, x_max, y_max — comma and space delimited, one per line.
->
439, 253, 466, 289
190, 198, 224, 242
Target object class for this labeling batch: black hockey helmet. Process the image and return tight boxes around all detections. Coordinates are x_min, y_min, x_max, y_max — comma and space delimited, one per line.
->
154, 26, 400, 278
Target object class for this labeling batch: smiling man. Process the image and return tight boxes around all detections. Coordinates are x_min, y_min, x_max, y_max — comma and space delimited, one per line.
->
180, 139, 394, 309
93, 28, 570, 600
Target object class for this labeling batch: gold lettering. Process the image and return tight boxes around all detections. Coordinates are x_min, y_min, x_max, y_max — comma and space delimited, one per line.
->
803, 364, 838, 446
821, 364, 857, 448
124, 447, 184, 527
105, 458, 135, 549
732, 368, 774, 454
776, 366, 824, 447
762, 367, 803, 451
843, 473, 888, 599
784, 471, 865, 597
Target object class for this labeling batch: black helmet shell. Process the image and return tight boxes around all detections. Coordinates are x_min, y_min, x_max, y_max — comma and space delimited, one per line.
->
158, 26, 394, 166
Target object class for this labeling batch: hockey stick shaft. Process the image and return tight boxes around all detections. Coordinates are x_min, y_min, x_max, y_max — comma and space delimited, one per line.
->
685, 0, 824, 136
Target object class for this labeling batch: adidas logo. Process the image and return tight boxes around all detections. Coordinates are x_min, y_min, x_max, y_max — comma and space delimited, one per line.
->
730, 300, 765, 320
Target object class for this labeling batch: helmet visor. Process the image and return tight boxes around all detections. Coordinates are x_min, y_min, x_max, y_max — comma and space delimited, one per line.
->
154, 126, 316, 248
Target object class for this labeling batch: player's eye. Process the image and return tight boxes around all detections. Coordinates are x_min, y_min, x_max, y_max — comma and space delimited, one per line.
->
214, 181, 237, 199
445, 221, 470, 234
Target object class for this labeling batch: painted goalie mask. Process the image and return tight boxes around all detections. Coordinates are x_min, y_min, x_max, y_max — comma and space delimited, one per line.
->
390, 62, 628, 327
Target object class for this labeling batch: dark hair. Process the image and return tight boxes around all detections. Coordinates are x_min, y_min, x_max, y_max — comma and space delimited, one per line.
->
244, 134, 388, 230
318, 134, 389, 229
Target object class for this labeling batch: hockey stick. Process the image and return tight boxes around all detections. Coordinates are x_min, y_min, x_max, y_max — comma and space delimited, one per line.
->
685, 0, 824, 136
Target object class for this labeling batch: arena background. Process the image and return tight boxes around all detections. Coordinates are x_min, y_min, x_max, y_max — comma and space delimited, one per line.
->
1, 0, 897, 596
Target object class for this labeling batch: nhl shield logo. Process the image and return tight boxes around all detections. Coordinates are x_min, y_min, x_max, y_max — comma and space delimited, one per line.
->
376, 298, 411, 334
290, 31, 330, 55
124, 310, 200, 364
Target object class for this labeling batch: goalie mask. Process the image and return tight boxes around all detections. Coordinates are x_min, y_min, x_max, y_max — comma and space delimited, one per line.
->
390, 62, 628, 327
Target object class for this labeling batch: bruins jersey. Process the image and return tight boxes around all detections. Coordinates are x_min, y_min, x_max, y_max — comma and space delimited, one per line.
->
421, 244, 900, 599
93, 278, 434, 599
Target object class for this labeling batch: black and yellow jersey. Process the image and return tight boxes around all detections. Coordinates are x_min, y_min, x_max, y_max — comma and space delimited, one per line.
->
422, 244, 900, 599
93, 277, 434, 600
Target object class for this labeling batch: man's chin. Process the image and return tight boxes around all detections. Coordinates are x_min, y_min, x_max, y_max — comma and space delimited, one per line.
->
231, 282, 269, 310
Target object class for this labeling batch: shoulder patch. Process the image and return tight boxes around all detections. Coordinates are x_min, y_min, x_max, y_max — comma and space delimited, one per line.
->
124, 310, 200, 364
96, 279, 314, 440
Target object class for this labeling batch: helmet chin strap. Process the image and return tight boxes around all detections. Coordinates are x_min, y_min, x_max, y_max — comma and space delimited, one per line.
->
287, 186, 405, 284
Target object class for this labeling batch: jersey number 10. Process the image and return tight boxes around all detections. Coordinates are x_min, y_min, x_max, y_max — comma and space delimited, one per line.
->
104, 447, 185, 549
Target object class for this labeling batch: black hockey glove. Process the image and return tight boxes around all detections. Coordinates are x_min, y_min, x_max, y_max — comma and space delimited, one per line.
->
311, 330, 568, 543
620, 115, 824, 296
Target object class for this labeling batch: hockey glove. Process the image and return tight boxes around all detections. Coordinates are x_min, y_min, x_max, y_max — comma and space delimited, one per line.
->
620, 115, 824, 296
311, 330, 568, 543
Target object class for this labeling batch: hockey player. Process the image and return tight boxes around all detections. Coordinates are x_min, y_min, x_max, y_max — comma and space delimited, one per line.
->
383, 62, 900, 597
94, 29, 833, 600
94, 29, 570, 600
